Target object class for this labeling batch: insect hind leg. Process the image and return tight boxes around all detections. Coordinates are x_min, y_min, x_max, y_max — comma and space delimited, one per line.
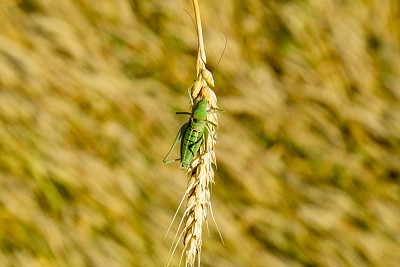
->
164, 158, 181, 164
163, 123, 188, 163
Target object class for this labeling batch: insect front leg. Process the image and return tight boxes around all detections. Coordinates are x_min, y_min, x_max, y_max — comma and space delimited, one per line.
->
203, 127, 209, 153
206, 120, 218, 128
206, 121, 219, 140
207, 109, 225, 114
187, 81, 196, 107
163, 123, 188, 164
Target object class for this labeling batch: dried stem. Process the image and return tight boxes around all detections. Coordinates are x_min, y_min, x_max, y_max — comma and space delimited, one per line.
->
192, 0, 207, 74
182, 1, 220, 266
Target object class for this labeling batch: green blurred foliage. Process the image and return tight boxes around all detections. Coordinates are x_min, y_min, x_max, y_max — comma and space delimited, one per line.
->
0, 0, 400, 266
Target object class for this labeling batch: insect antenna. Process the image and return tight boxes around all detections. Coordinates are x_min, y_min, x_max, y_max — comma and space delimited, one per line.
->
212, 30, 228, 77
183, 8, 197, 32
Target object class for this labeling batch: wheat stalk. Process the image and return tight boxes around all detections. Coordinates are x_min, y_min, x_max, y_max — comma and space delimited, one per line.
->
182, 1, 220, 266
165, 1, 221, 266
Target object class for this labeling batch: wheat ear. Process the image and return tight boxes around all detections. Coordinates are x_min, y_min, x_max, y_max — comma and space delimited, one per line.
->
182, 1, 220, 266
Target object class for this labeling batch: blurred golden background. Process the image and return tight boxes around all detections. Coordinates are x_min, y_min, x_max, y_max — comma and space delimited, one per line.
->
1, 0, 400, 266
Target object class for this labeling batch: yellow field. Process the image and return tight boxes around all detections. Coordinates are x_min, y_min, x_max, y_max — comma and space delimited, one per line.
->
0, 0, 399, 266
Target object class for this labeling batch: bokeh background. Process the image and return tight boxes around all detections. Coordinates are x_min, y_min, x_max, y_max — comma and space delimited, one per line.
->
1, 0, 400, 266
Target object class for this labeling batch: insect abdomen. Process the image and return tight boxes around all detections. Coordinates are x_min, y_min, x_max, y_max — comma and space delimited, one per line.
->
180, 127, 204, 169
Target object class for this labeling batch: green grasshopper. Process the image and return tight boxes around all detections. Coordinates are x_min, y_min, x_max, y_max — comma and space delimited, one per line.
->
163, 89, 224, 170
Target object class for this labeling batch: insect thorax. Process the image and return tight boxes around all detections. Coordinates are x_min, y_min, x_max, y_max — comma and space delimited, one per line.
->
190, 119, 206, 131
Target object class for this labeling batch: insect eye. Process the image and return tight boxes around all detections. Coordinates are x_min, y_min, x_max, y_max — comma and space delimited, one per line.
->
193, 118, 198, 123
